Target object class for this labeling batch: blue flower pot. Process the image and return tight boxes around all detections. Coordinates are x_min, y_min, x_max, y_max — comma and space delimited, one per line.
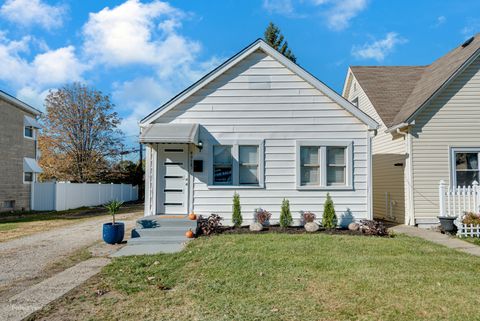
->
103, 222, 125, 244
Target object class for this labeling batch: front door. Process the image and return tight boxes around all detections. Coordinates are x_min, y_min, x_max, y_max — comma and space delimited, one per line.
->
157, 144, 189, 214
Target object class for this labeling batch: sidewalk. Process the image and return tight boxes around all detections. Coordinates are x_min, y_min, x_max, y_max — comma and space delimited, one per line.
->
391, 225, 480, 257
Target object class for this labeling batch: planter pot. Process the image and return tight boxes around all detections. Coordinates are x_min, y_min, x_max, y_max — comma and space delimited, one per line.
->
437, 216, 457, 233
103, 222, 125, 244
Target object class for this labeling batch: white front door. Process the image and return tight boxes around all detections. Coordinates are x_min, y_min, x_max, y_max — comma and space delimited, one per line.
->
157, 144, 189, 214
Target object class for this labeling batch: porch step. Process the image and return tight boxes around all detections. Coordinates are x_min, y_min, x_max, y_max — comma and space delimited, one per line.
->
112, 215, 197, 257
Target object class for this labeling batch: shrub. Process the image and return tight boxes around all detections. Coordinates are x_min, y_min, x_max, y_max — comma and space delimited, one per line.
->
279, 198, 293, 228
322, 193, 336, 228
358, 219, 388, 236
462, 212, 480, 225
301, 211, 316, 224
232, 193, 242, 227
254, 208, 271, 225
198, 214, 223, 236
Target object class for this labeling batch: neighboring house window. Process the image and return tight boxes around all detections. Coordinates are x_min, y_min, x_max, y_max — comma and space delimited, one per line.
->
352, 97, 359, 107
24, 172, 34, 183
296, 141, 352, 189
213, 145, 233, 185
24, 126, 34, 138
452, 149, 480, 187
211, 141, 264, 187
3, 200, 15, 209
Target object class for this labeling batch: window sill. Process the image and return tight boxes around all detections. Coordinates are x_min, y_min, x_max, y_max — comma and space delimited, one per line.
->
296, 185, 353, 191
24, 136, 36, 141
208, 185, 265, 190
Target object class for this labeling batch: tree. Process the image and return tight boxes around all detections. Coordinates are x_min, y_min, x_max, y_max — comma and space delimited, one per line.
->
322, 193, 337, 229
280, 198, 292, 228
39, 83, 123, 182
232, 192, 242, 227
264, 22, 297, 63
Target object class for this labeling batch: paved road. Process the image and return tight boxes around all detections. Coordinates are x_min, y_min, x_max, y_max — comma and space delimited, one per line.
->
0, 211, 141, 300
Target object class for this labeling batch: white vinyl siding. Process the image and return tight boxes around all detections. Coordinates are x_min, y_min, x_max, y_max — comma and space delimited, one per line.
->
411, 55, 480, 221
154, 50, 370, 223
344, 74, 406, 223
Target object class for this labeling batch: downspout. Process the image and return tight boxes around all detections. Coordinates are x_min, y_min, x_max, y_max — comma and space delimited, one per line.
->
367, 129, 377, 220
395, 127, 415, 226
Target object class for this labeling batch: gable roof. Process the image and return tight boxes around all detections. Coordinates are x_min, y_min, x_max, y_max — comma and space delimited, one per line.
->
349, 33, 480, 129
141, 39, 378, 130
0, 90, 41, 116
349, 66, 426, 127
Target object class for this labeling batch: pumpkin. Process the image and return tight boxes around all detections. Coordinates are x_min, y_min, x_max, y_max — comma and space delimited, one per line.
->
185, 229, 194, 238
188, 212, 197, 220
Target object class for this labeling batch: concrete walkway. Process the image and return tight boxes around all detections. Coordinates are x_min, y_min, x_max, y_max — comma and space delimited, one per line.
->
391, 225, 480, 256
0, 258, 110, 321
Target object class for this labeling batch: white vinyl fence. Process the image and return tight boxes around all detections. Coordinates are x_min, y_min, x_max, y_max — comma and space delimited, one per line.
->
438, 180, 480, 237
32, 182, 138, 211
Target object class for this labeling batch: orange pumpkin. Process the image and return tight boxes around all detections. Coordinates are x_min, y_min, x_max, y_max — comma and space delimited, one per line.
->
185, 229, 194, 238
188, 213, 197, 220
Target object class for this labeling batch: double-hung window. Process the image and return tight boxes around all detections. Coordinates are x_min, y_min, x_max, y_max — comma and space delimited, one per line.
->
452, 148, 480, 187
24, 126, 34, 139
297, 141, 352, 189
211, 141, 263, 187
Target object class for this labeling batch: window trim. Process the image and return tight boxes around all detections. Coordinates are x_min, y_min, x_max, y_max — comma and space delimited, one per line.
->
450, 147, 480, 187
296, 140, 353, 190
24, 126, 35, 140
208, 140, 264, 189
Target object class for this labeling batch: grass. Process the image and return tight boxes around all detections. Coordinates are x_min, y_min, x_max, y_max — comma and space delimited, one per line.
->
460, 237, 480, 246
0, 203, 143, 242
30, 233, 480, 321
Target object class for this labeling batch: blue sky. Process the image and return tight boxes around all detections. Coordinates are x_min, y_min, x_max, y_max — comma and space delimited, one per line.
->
0, 0, 479, 146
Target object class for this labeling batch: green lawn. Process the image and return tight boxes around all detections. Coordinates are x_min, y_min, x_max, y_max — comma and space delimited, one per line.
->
32, 233, 480, 321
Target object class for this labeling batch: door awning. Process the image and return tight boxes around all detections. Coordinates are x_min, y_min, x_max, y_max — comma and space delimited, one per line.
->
140, 123, 200, 144
24, 115, 42, 128
23, 157, 43, 173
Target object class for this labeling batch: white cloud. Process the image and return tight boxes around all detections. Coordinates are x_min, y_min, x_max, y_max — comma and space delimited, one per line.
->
434, 16, 446, 27
82, 0, 200, 79
0, 32, 87, 110
16, 87, 50, 111
263, 0, 295, 15
0, 0, 66, 30
461, 19, 480, 38
325, 0, 368, 31
352, 32, 407, 62
33, 46, 87, 85
262, 0, 367, 30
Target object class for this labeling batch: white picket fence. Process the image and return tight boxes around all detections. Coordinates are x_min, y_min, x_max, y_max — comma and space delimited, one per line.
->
438, 180, 480, 237
32, 182, 138, 211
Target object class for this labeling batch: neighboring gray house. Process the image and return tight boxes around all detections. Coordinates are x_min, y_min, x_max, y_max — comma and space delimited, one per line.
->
139, 39, 378, 225
343, 34, 480, 227
0, 90, 42, 212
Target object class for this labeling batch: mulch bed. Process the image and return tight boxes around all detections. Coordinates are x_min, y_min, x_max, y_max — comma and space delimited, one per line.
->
217, 225, 365, 236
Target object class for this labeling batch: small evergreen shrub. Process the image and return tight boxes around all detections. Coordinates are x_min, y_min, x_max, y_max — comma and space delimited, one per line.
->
322, 193, 337, 228
279, 198, 293, 228
232, 192, 242, 227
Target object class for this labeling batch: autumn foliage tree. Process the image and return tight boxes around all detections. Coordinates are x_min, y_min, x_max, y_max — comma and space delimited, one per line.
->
39, 83, 123, 182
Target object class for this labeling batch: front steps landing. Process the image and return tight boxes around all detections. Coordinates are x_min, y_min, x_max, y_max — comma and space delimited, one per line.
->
111, 215, 196, 257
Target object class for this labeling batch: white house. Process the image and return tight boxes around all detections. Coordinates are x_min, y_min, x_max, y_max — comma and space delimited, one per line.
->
139, 39, 378, 225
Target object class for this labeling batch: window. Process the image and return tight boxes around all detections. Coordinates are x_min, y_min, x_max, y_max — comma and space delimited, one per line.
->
297, 141, 352, 189
352, 97, 359, 107
210, 141, 264, 188
3, 200, 15, 209
24, 126, 34, 138
24, 172, 33, 183
213, 145, 233, 185
239, 146, 259, 185
453, 149, 480, 187
300, 146, 320, 185
327, 147, 346, 186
